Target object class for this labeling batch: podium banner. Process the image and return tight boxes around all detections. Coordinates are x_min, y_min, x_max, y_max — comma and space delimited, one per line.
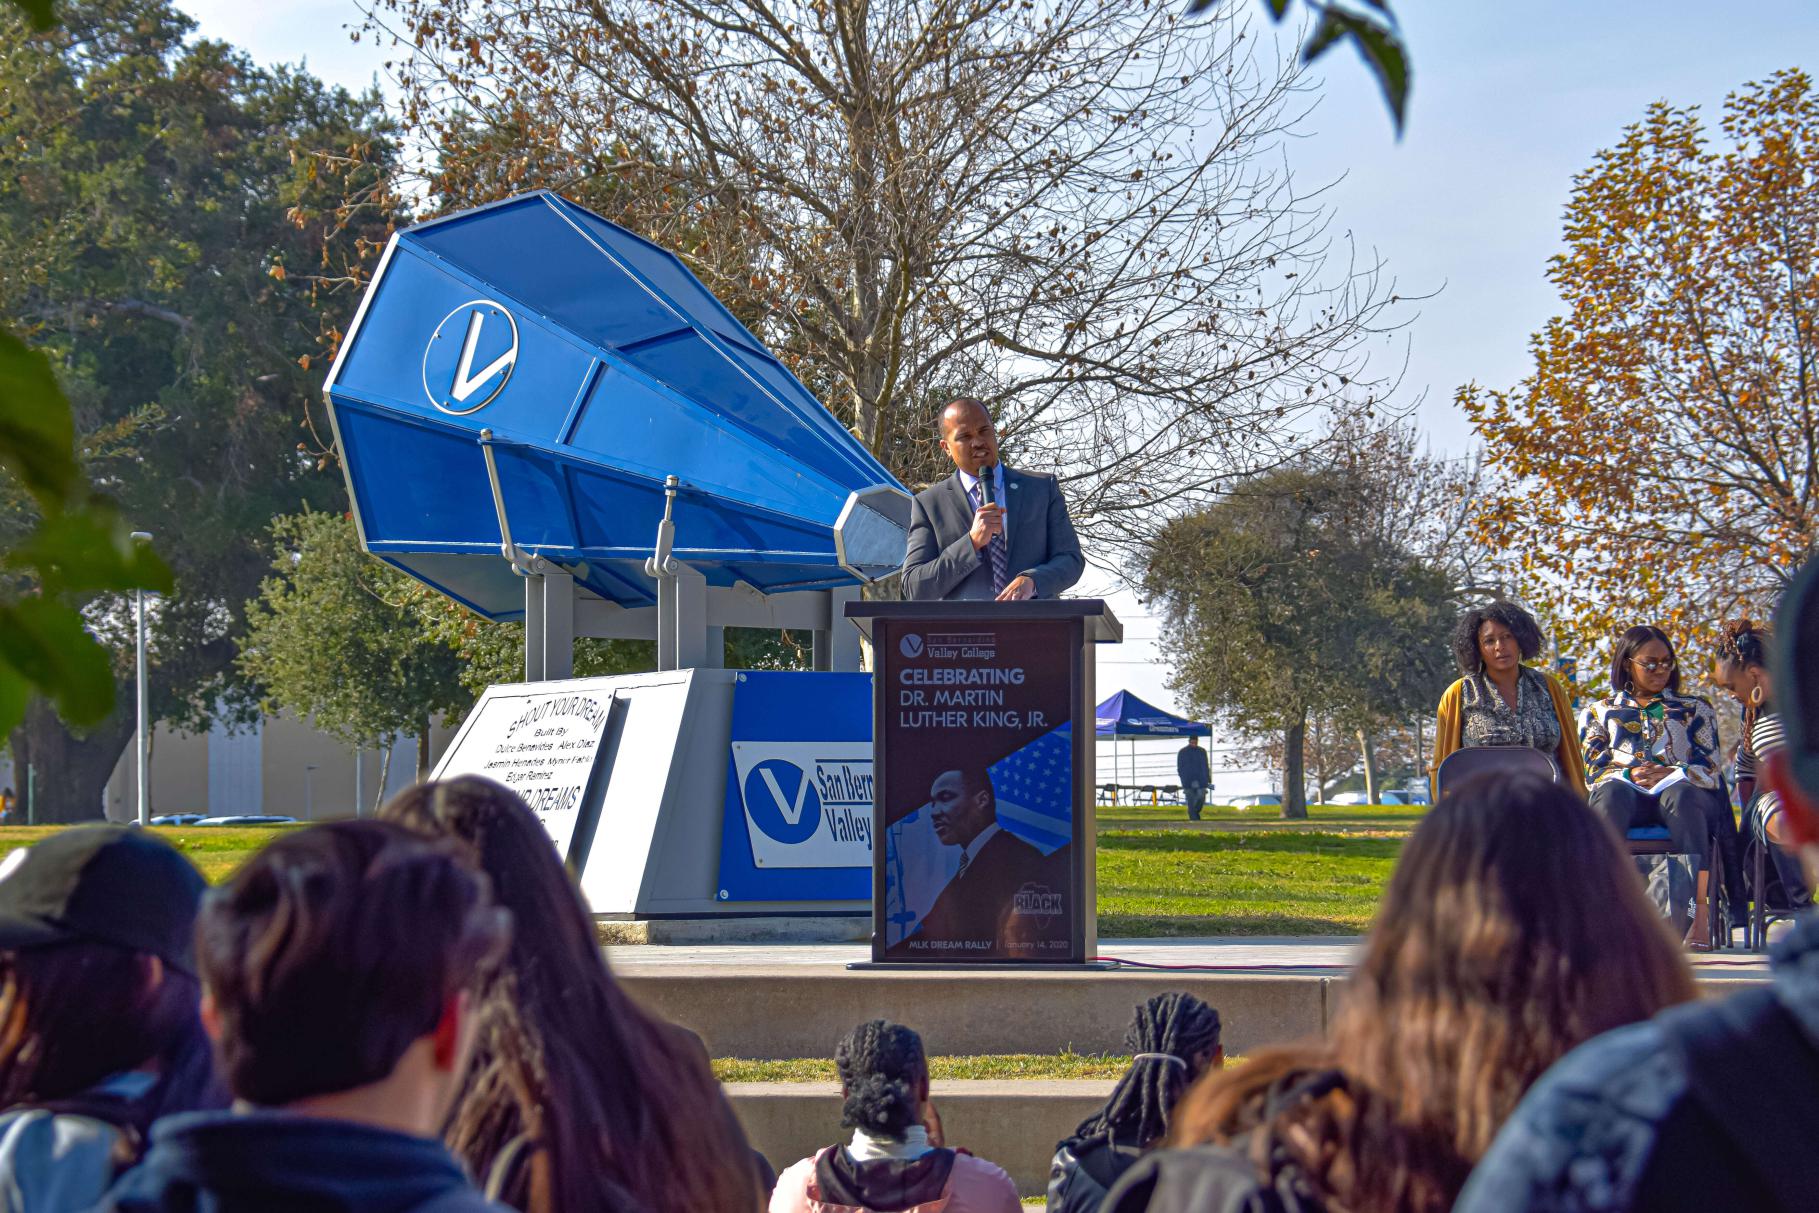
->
878, 618, 1080, 960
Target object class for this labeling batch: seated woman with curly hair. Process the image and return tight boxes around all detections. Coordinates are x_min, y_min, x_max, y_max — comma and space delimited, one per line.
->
1431, 600, 1587, 798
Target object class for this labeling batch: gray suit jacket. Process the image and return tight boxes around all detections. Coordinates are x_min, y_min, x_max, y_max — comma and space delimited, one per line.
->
901, 467, 1084, 601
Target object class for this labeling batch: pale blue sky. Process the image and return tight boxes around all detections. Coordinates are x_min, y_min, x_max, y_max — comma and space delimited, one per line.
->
172, 0, 1818, 783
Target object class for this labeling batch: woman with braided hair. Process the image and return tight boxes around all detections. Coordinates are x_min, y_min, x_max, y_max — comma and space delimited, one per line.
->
1046, 993, 1223, 1213
770, 1020, 1020, 1213
1712, 618, 1810, 906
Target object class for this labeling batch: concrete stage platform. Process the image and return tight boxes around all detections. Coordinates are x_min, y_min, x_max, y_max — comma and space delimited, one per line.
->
613, 936, 1773, 1061
631, 937, 1773, 1196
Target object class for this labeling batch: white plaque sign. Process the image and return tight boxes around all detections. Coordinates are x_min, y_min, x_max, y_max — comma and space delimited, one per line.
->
434, 687, 614, 857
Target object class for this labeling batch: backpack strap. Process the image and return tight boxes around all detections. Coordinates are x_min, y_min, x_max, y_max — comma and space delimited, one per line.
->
21, 1097, 144, 1171
1658, 986, 1819, 1211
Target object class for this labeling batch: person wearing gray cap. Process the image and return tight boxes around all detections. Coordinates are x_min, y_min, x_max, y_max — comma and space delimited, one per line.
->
0, 825, 220, 1212
1457, 560, 1819, 1213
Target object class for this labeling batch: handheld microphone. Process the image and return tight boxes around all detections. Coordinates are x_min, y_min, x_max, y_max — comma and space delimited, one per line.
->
979, 465, 997, 508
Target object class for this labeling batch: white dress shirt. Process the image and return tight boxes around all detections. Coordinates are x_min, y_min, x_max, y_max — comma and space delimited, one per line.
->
956, 821, 1002, 878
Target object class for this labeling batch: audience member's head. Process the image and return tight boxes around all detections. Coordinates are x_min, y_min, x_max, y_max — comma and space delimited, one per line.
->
1170, 774, 1695, 1213
0, 827, 219, 1126
381, 776, 761, 1213
196, 820, 508, 1137
835, 1020, 930, 1140
1070, 993, 1222, 1152
1769, 560, 1819, 882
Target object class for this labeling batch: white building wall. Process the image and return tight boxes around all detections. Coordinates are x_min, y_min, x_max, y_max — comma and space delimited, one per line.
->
208, 715, 264, 816
102, 711, 458, 821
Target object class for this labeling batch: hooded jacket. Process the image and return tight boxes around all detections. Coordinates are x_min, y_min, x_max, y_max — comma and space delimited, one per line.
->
769, 1145, 1018, 1213
93, 1110, 508, 1213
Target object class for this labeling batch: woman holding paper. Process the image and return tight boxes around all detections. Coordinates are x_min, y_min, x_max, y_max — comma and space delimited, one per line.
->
1579, 625, 1730, 947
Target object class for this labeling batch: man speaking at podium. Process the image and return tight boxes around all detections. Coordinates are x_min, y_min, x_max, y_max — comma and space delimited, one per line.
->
901, 398, 1084, 602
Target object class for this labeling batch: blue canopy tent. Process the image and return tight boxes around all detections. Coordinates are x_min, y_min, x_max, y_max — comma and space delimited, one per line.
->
1094, 691, 1210, 803
322, 190, 910, 638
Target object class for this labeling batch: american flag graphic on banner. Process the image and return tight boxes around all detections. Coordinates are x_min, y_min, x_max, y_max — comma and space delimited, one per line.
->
989, 723, 1072, 854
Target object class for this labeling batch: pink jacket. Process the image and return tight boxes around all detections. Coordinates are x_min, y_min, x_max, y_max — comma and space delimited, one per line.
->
769, 1146, 1021, 1213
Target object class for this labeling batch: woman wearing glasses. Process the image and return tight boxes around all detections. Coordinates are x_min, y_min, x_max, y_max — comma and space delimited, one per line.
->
1579, 625, 1736, 947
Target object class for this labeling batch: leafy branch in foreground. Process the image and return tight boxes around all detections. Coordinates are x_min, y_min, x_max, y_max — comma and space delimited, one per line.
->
0, 329, 172, 740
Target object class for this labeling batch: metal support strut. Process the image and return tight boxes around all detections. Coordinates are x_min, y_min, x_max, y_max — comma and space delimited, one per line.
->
482, 429, 574, 681
644, 476, 713, 671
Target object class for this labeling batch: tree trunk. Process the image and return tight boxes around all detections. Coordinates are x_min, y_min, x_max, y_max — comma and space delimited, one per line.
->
415, 718, 431, 783
1282, 711, 1308, 820
1358, 729, 1378, 804
373, 742, 393, 816
16, 698, 136, 823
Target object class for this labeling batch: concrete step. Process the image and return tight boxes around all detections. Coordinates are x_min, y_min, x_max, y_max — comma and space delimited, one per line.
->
615, 939, 1771, 1060
623, 967, 1332, 1060
730, 1079, 1112, 1199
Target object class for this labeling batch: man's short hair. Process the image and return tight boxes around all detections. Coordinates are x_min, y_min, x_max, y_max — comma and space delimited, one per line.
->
935, 396, 989, 440
197, 820, 509, 1106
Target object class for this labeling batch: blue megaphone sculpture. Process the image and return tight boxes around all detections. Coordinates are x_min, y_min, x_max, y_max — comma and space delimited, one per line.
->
322, 191, 909, 646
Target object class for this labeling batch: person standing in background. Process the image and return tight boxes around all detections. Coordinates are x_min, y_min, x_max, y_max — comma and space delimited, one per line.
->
1176, 737, 1211, 822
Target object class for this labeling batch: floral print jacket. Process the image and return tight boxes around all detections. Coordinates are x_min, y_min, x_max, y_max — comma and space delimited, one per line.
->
1577, 689, 1721, 791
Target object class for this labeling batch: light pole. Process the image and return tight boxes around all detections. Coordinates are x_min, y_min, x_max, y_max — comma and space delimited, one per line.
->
131, 532, 152, 826
304, 764, 319, 820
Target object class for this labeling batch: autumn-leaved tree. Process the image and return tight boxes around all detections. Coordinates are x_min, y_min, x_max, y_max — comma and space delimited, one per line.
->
366, 0, 1405, 558
1464, 69, 1818, 662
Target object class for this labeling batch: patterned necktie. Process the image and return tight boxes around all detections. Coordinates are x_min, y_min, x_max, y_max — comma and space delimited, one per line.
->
955, 850, 971, 881
968, 479, 1010, 594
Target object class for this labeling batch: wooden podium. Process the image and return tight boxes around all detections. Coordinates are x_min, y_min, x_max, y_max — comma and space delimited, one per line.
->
845, 600, 1122, 967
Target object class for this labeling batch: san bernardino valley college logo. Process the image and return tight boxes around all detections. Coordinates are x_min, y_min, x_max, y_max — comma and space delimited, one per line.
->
742, 759, 823, 846
422, 299, 519, 415
899, 633, 925, 658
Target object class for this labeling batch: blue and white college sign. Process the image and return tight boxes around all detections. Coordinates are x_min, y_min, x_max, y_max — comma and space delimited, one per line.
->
717, 671, 872, 901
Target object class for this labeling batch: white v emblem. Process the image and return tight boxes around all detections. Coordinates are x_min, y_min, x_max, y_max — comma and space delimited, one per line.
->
451, 311, 517, 403
758, 765, 812, 826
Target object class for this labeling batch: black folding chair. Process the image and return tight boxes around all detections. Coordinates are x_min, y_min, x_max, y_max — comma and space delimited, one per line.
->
1744, 796, 1810, 950
1433, 745, 1559, 800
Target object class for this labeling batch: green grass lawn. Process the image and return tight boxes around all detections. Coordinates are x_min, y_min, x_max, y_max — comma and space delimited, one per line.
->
0, 826, 289, 884
1098, 802, 1426, 828
0, 814, 1411, 937
1095, 828, 1403, 936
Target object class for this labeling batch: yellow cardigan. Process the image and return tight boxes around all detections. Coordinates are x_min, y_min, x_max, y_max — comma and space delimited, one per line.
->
1431, 672, 1589, 801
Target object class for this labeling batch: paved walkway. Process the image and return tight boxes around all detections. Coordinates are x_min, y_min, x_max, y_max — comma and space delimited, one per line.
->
609, 935, 1771, 980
